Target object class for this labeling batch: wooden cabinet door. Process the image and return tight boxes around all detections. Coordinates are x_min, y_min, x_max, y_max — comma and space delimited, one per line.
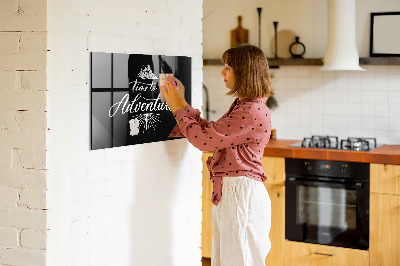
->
370, 163, 400, 195
284, 241, 369, 266
370, 193, 400, 266
262, 156, 285, 186
264, 184, 284, 266
202, 152, 213, 258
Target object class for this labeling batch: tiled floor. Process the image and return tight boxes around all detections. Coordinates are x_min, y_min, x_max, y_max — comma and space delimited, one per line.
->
202, 257, 211, 266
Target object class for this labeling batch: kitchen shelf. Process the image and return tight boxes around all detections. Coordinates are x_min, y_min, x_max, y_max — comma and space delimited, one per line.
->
203, 58, 323, 67
203, 57, 400, 67
359, 57, 400, 65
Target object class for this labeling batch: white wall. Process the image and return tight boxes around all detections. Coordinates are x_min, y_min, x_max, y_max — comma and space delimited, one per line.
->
203, 0, 400, 58
271, 65, 400, 144
204, 64, 400, 145
0, 0, 48, 265
203, 0, 400, 145
47, 0, 203, 266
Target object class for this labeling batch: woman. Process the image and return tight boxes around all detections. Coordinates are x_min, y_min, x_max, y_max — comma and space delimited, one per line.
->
161, 44, 273, 266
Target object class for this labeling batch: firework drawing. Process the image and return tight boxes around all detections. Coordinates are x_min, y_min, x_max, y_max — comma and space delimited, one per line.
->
129, 113, 161, 135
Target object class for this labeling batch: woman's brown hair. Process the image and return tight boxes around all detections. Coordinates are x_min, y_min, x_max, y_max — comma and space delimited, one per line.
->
221, 44, 273, 99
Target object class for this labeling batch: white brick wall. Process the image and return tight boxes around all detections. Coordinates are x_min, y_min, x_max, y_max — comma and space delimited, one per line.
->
0, 0, 48, 265
47, 1, 203, 266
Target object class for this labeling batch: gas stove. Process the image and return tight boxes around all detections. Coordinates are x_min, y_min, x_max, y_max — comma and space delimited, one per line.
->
289, 135, 381, 151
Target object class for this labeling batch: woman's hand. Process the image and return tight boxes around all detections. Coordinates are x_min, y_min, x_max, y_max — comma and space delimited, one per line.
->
160, 77, 185, 113
171, 76, 187, 107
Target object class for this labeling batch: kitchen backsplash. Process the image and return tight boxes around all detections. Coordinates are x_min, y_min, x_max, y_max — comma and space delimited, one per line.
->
203, 65, 400, 144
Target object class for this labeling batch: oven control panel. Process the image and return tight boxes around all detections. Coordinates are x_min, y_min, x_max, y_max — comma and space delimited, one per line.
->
286, 158, 369, 180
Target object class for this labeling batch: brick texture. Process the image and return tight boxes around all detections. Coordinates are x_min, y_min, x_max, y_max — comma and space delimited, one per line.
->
0, 0, 47, 264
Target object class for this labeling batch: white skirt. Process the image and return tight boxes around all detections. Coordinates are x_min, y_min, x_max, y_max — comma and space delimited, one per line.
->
212, 176, 271, 266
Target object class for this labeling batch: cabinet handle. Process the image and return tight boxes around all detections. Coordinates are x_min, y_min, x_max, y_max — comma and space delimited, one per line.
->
314, 252, 335, 257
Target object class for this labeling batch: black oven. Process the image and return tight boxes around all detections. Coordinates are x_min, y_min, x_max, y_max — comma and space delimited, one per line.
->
285, 158, 369, 250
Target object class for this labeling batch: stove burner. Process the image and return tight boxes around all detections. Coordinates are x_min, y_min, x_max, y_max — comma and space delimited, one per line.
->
340, 137, 377, 151
295, 136, 379, 151
301, 135, 339, 149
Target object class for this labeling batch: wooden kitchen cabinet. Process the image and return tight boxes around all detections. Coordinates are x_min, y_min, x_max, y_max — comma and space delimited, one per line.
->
264, 184, 285, 266
370, 163, 400, 266
370, 163, 400, 195
284, 241, 369, 266
261, 156, 285, 186
262, 156, 285, 266
370, 193, 400, 266
202, 152, 213, 258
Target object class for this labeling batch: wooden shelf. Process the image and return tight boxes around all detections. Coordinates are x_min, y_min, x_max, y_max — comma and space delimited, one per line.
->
203, 57, 400, 67
268, 58, 323, 67
359, 57, 400, 65
203, 58, 323, 67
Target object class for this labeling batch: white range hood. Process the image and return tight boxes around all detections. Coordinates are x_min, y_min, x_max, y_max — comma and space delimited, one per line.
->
320, 0, 365, 71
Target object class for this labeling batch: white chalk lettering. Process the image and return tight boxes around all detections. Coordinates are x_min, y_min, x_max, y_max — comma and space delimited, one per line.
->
108, 93, 170, 118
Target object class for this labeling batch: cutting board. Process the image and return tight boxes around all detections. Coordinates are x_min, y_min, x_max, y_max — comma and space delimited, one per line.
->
231, 16, 249, 48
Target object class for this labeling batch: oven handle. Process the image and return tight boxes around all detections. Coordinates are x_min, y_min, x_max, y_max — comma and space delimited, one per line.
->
286, 177, 364, 189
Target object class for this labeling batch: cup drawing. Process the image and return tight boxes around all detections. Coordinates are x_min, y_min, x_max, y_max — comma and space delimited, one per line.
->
159, 73, 174, 102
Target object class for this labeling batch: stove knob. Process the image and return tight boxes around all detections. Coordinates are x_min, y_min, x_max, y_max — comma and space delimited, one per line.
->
340, 164, 347, 174
305, 162, 312, 171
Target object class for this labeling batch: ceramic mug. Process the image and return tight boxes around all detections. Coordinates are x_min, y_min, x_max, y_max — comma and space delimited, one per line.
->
159, 73, 176, 102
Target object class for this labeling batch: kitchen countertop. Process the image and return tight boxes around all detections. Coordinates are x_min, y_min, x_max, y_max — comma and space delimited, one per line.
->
263, 139, 400, 165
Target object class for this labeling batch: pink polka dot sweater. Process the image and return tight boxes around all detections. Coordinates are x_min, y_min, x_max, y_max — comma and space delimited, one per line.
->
172, 97, 272, 206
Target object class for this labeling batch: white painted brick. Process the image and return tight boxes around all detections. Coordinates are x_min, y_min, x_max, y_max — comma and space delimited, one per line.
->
20, 229, 46, 249
0, 110, 46, 130
104, 147, 135, 162
71, 150, 90, 167
0, 91, 46, 111
19, 0, 47, 15
10, 148, 21, 169
0, 208, 46, 230
70, 84, 90, 102
0, 52, 46, 71
0, 71, 16, 90
19, 32, 47, 53
0, 32, 20, 54
71, 166, 88, 187
0, 187, 19, 208
0, 169, 47, 189
0, 150, 11, 169
153, 11, 180, 28
104, 178, 123, 196
87, 211, 109, 233
71, 132, 89, 151
88, 33, 124, 54
180, 16, 202, 30
190, 159, 203, 174
121, 161, 135, 176
190, 56, 203, 70
87, 164, 108, 183
121, 36, 153, 55
166, 0, 191, 15
16, 70, 47, 91
19, 189, 46, 209
0, 129, 46, 150
0, 0, 18, 13
0, 247, 45, 266
189, 3, 203, 19
0, 227, 19, 247
181, 42, 202, 57
0, 13, 46, 32
20, 150, 46, 170
72, 218, 88, 240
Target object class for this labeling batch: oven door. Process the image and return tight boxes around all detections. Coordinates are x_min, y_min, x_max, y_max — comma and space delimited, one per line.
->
285, 177, 369, 250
